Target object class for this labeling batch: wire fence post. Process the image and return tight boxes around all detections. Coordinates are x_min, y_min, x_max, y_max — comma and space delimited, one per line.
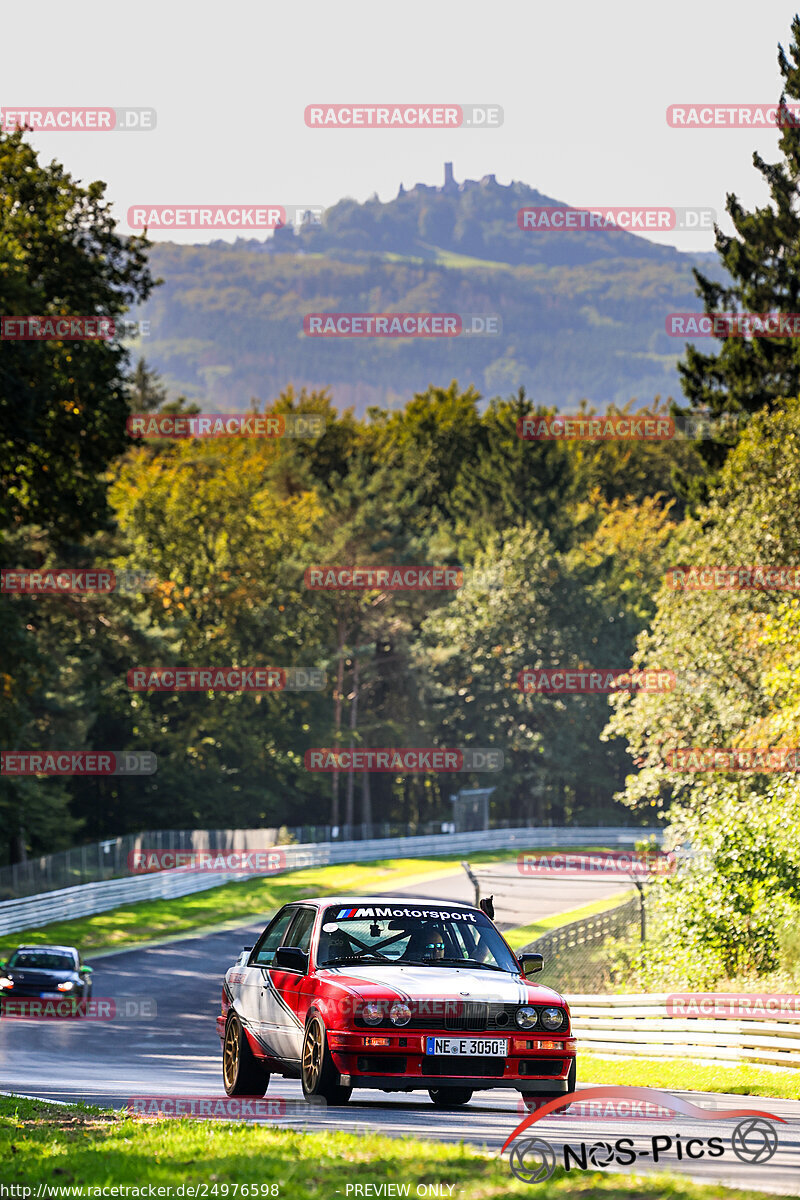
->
461, 860, 480, 906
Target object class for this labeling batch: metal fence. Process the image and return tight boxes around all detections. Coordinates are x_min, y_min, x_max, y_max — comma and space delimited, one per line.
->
0, 826, 661, 938
566, 994, 800, 1068
521, 896, 642, 991
0, 819, 657, 900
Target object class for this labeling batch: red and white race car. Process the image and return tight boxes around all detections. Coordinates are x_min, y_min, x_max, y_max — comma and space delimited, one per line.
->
217, 895, 576, 1107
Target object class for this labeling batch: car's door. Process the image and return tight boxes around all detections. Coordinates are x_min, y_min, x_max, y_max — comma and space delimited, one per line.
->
268, 905, 316, 1064
242, 906, 297, 1060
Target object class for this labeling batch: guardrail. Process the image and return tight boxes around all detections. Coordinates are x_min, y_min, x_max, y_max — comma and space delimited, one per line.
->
0, 820, 658, 899
0, 826, 660, 938
566, 994, 800, 1068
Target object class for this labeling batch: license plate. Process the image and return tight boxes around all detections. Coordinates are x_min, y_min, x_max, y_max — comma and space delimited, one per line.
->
40, 992, 62, 999
426, 1037, 508, 1056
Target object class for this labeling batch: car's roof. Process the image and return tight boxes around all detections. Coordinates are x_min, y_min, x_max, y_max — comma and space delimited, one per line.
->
13, 944, 78, 954
296, 897, 478, 910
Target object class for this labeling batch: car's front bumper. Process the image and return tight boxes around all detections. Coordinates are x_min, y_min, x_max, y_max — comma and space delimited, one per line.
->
327, 1030, 576, 1091
338, 1073, 570, 1092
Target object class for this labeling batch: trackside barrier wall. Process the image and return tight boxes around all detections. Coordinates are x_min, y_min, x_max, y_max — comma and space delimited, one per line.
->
0, 826, 659, 937
565, 993, 800, 1068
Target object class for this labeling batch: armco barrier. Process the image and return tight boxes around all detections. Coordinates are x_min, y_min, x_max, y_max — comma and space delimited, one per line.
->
566, 994, 800, 1068
0, 827, 659, 938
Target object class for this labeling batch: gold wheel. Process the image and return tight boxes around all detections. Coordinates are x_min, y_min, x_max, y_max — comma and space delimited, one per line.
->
223, 1017, 240, 1091
302, 1018, 323, 1092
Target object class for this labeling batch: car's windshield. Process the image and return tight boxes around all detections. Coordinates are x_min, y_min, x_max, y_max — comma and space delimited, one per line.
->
7, 950, 75, 971
316, 904, 518, 971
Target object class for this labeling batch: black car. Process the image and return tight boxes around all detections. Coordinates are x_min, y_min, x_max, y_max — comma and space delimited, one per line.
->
0, 944, 93, 1015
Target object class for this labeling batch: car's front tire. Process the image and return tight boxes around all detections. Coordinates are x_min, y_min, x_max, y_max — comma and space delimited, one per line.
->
301, 1013, 352, 1105
223, 1012, 270, 1097
428, 1087, 473, 1108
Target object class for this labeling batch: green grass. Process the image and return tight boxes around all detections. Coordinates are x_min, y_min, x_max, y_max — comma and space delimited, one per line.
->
504, 889, 634, 949
580, 1053, 800, 1101
0, 1095, 783, 1198
1, 845, 627, 960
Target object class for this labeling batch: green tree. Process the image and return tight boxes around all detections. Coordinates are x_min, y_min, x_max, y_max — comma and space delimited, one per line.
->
676, 16, 800, 482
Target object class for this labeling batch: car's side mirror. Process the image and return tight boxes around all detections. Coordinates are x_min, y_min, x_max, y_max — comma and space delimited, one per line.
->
518, 953, 544, 976
79, 966, 93, 975
274, 946, 308, 973
0, 959, 7, 970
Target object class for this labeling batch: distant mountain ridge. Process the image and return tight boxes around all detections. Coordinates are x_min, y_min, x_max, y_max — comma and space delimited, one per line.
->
230, 162, 715, 269
137, 164, 723, 413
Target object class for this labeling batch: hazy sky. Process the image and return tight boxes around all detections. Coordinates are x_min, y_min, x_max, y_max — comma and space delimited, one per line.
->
7, 0, 800, 251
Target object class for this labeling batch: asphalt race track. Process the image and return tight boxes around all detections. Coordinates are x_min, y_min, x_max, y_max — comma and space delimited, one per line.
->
1, 868, 798, 1194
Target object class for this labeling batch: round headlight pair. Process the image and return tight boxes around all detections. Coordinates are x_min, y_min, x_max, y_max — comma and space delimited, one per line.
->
361, 1000, 411, 1026
515, 1005, 565, 1030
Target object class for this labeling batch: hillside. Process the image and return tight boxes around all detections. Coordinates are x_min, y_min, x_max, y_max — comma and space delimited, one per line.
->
133, 166, 723, 412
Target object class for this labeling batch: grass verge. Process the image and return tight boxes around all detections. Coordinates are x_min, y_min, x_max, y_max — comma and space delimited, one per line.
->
1, 846, 625, 959
0, 1095, 783, 1199
580, 1053, 800, 1101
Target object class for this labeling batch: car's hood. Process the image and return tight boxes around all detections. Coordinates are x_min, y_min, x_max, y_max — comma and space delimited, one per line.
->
5, 969, 77, 987
317, 963, 565, 1005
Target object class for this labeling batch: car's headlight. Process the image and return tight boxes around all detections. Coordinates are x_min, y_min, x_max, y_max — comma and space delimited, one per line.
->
361, 1001, 384, 1025
515, 1005, 538, 1029
540, 1006, 565, 1030
0, 977, 13, 989
389, 1001, 411, 1026
57, 982, 75, 992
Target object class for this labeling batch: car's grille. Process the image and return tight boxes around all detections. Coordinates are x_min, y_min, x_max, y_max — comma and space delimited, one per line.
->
423, 1055, 506, 1077
354, 1001, 569, 1033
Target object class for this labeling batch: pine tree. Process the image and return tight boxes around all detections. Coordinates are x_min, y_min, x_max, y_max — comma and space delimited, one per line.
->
677, 16, 800, 475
